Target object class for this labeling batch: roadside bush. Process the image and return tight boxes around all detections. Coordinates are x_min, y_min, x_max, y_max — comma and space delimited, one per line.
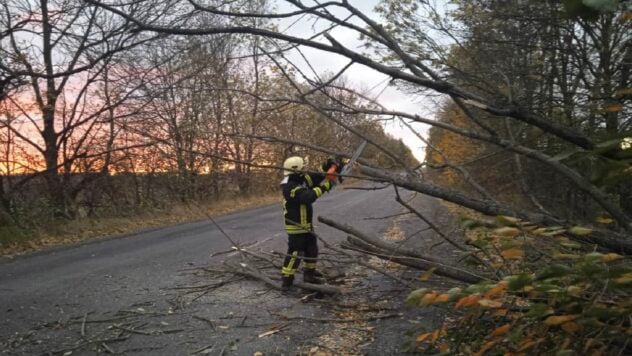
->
406, 215, 631, 355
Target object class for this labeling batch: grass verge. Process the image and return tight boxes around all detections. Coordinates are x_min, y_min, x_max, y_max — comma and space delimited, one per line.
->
0, 193, 281, 258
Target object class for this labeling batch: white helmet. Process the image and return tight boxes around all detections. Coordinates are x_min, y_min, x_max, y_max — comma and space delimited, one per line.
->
283, 156, 304, 176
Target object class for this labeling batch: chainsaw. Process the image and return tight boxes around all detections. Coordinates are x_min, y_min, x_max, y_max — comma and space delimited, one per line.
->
325, 140, 367, 184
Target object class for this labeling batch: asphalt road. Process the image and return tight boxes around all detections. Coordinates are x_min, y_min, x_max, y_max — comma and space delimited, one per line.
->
0, 183, 443, 355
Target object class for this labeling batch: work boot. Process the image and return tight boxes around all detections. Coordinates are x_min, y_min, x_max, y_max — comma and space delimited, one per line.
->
301, 267, 325, 278
303, 269, 323, 284
281, 275, 294, 292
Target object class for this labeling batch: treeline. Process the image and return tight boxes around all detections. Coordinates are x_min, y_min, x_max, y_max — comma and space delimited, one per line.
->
0, 0, 417, 232
425, 0, 631, 222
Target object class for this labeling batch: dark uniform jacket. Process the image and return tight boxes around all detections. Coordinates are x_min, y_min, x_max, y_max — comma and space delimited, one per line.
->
281, 173, 327, 234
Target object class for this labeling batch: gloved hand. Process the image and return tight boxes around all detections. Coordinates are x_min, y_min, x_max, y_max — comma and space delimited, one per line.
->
321, 158, 337, 173
336, 163, 345, 183
321, 179, 333, 192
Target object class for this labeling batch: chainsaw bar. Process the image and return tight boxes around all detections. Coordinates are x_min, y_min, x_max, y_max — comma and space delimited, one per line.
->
340, 140, 367, 178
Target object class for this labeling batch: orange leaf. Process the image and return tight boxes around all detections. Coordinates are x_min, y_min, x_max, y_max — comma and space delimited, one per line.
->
484, 284, 507, 298
416, 332, 432, 343
604, 103, 623, 113
473, 340, 498, 356
431, 329, 440, 343
491, 324, 511, 337
561, 321, 581, 333
493, 308, 509, 317
418, 267, 436, 281
518, 340, 539, 352
455, 294, 481, 309
420, 292, 438, 306
601, 253, 623, 262
494, 227, 521, 237
478, 298, 503, 308
434, 294, 450, 304
439, 343, 450, 353
501, 248, 523, 259
544, 315, 578, 326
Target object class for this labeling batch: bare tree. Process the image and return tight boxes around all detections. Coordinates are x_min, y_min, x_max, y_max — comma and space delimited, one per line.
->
0, 0, 160, 216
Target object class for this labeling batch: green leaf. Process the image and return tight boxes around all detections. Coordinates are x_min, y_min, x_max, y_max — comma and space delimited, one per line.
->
608, 265, 632, 279
506, 274, 533, 291
585, 306, 623, 320
536, 264, 572, 280
460, 217, 492, 229
533, 282, 562, 293
559, 241, 583, 249
405, 288, 429, 306
465, 283, 493, 294
526, 303, 554, 318
568, 226, 593, 235
496, 215, 522, 226
583, 0, 618, 13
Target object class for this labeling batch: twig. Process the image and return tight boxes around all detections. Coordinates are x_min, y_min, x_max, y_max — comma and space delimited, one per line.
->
210, 240, 260, 257
112, 324, 152, 335
81, 313, 87, 337
191, 344, 215, 355
192, 315, 216, 331
49, 337, 128, 355
273, 312, 403, 323
101, 342, 115, 354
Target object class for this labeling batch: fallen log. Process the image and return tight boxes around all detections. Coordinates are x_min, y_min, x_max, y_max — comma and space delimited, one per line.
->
224, 261, 342, 295
342, 236, 485, 284
318, 216, 489, 283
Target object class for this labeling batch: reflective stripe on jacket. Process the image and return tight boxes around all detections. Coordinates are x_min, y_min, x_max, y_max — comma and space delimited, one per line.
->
281, 173, 326, 234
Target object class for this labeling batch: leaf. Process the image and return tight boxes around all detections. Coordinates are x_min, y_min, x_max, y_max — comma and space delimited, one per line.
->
544, 315, 578, 326
405, 288, 428, 306
506, 274, 533, 291
534, 227, 567, 236
604, 103, 623, 112
418, 267, 436, 281
493, 308, 509, 317
596, 216, 614, 224
455, 294, 481, 309
484, 283, 507, 298
501, 248, 523, 259
536, 264, 572, 279
526, 304, 554, 318
568, 226, 593, 235
473, 340, 498, 356
431, 329, 440, 343
496, 215, 522, 225
433, 294, 451, 304
491, 324, 511, 337
614, 272, 632, 284
494, 227, 521, 237
518, 338, 539, 351
552, 253, 580, 260
478, 298, 503, 308
420, 292, 439, 306
601, 253, 623, 262
416, 332, 432, 343
439, 343, 450, 353
461, 217, 488, 229
561, 321, 581, 333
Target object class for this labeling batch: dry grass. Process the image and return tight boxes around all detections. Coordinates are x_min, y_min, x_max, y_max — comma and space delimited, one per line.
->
0, 193, 280, 257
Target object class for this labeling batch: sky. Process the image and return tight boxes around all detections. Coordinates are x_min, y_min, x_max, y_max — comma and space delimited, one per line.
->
272, 0, 441, 163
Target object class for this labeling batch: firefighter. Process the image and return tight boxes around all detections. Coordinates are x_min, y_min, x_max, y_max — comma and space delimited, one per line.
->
280, 155, 342, 291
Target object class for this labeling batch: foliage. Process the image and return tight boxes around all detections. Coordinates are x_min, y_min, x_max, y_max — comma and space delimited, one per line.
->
406, 215, 631, 354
